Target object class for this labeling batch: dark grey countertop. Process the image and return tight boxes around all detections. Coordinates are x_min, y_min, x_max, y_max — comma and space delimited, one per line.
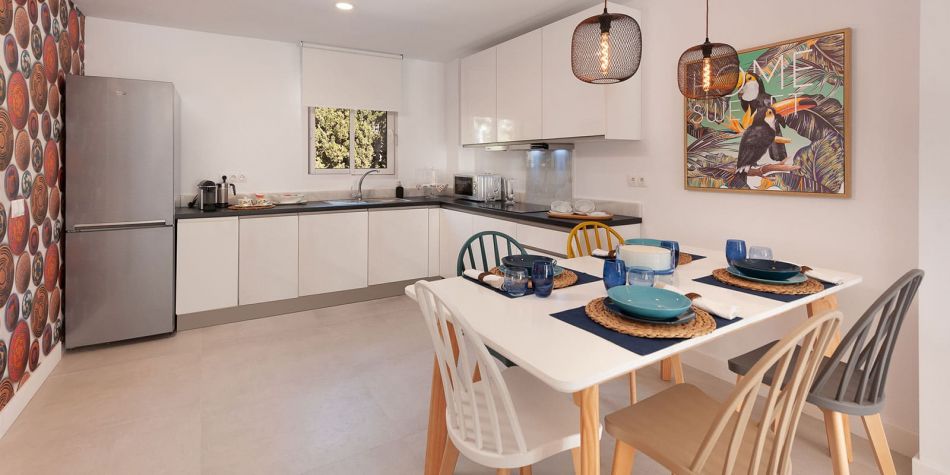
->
175, 197, 642, 230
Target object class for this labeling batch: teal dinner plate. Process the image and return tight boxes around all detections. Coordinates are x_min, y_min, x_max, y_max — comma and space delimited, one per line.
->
606, 286, 692, 319
605, 298, 697, 325
726, 266, 807, 285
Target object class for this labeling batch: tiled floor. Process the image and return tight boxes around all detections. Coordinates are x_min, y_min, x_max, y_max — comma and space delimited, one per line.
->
1, 296, 910, 474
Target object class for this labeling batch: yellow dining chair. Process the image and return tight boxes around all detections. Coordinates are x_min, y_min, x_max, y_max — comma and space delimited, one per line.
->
565, 221, 686, 404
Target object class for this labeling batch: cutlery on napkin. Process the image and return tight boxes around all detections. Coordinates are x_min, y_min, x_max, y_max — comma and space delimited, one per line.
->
592, 248, 617, 258
656, 283, 740, 320
800, 266, 845, 285
463, 269, 504, 289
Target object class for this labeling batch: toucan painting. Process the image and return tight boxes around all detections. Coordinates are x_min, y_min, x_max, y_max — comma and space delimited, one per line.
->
685, 29, 850, 196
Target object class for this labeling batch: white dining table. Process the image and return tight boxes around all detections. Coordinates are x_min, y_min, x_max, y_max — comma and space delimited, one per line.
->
407, 248, 862, 475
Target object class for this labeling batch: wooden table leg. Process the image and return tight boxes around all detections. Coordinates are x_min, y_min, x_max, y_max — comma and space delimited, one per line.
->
660, 358, 672, 381
424, 356, 449, 475
574, 385, 601, 475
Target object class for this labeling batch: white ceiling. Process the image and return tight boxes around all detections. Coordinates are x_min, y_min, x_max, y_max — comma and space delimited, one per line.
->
73, 0, 603, 61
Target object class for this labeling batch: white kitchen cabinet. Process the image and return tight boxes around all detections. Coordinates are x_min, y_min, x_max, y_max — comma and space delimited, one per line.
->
176, 217, 238, 314
239, 215, 299, 305
460, 47, 497, 145
368, 208, 430, 285
496, 30, 543, 142
298, 211, 368, 296
439, 209, 474, 278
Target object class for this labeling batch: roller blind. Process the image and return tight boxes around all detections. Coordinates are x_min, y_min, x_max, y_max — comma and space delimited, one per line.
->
301, 44, 403, 111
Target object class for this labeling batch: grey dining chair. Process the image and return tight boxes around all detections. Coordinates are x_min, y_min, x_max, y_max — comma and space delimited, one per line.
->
726, 269, 924, 475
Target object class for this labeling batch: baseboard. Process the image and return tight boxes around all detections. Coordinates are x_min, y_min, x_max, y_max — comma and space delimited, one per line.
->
681, 349, 919, 458
177, 277, 441, 331
0, 343, 62, 438
913, 456, 950, 475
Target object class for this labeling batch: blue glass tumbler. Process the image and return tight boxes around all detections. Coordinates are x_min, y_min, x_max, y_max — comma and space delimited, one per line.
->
725, 239, 747, 266
532, 261, 555, 298
603, 259, 627, 290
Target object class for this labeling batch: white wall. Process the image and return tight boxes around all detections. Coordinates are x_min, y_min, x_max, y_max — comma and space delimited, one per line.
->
84, 17, 447, 195
444, 0, 922, 454
915, 0, 950, 473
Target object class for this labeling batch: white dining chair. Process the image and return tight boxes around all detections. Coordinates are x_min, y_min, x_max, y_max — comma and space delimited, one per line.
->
414, 280, 595, 474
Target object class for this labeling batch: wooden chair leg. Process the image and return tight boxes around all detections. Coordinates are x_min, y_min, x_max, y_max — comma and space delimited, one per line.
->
862, 414, 897, 475
660, 358, 672, 381
571, 448, 581, 475
822, 409, 851, 475
843, 414, 854, 463
670, 354, 685, 384
496, 469, 511, 475
438, 439, 460, 475
425, 357, 450, 475
628, 371, 637, 404
610, 440, 636, 475
519, 466, 533, 475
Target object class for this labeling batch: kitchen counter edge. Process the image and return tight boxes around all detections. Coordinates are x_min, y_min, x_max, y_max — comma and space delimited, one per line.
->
174, 197, 642, 230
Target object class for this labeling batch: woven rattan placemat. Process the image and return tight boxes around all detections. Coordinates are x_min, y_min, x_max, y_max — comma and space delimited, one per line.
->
711, 268, 824, 295
585, 297, 715, 339
678, 253, 693, 266
490, 267, 578, 289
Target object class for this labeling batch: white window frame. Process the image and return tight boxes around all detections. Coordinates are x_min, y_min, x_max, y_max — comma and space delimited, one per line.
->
308, 107, 397, 175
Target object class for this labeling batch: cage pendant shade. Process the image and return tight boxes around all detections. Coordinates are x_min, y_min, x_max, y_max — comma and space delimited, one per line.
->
571, 7, 642, 84
677, 40, 740, 99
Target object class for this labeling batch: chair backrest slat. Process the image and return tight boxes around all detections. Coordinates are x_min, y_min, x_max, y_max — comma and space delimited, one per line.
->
690, 311, 842, 475
456, 231, 528, 276
566, 222, 625, 258
415, 281, 529, 456
811, 269, 923, 412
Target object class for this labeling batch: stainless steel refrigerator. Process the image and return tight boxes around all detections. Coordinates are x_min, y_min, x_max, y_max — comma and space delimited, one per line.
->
64, 75, 179, 348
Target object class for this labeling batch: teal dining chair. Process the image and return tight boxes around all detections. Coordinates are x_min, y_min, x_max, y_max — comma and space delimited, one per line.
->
456, 231, 528, 276
456, 231, 528, 368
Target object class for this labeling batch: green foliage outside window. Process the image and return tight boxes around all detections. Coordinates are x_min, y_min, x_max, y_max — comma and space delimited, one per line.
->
311, 107, 391, 172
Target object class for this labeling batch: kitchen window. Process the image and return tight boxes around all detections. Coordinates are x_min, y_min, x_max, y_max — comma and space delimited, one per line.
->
309, 107, 396, 174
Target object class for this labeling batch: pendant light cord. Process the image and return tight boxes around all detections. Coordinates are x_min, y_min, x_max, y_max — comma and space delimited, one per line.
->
705, 0, 710, 41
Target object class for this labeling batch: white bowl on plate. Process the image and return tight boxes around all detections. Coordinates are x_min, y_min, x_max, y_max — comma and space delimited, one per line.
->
276, 193, 305, 205
618, 244, 674, 271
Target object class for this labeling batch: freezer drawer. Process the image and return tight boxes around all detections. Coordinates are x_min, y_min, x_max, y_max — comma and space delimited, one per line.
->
65, 226, 174, 348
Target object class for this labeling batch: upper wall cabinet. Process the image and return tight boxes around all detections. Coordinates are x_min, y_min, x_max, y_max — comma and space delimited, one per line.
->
460, 47, 498, 145
459, 2, 641, 145
497, 30, 543, 143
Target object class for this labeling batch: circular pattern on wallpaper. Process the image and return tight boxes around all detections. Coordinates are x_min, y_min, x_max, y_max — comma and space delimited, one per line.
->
29, 61, 45, 110
7, 71, 27, 130
3, 164, 17, 199
0, 109, 14, 169
12, 6, 25, 48
0, 0, 12, 36
4, 293, 16, 331
13, 253, 26, 293
8, 199, 29, 255
0, 378, 12, 411
29, 284, 45, 338
43, 242, 56, 286
0, 245, 12, 306
7, 319, 27, 383
44, 139, 57, 185
29, 173, 45, 221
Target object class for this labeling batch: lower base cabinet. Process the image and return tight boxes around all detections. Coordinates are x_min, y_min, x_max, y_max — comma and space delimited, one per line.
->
298, 211, 368, 295
176, 217, 239, 314
368, 208, 430, 285
239, 215, 299, 305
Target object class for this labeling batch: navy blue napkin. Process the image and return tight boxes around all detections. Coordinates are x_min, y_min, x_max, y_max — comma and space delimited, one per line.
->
549, 305, 741, 356
462, 268, 603, 299
693, 275, 836, 303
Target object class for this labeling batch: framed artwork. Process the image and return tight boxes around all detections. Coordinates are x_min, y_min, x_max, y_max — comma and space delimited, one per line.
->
684, 28, 851, 197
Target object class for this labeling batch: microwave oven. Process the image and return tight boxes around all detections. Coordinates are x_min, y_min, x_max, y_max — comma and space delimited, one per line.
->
454, 173, 503, 202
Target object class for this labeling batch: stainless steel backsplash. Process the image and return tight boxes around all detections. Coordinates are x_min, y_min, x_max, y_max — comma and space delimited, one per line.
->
523, 149, 573, 206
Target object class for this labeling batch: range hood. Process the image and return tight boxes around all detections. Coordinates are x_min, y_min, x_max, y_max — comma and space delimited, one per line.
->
471, 142, 575, 152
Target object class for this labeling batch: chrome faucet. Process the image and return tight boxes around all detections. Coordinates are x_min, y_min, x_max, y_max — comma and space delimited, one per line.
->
354, 169, 380, 200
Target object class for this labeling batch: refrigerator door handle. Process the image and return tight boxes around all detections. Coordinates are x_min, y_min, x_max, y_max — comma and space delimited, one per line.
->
71, 220, 171, 232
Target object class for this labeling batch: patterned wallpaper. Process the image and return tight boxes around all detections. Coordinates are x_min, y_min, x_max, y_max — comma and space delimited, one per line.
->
0, 0, 83, 413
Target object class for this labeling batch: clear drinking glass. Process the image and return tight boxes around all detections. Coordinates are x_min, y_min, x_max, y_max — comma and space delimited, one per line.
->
627, 266, 656, 287
748, 246, 774, 260
504, 179, 516, 204
504, 268, 529, 297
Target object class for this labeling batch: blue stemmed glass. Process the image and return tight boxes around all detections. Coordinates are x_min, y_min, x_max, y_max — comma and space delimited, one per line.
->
532, 261, 555, 298
660, 240, 681, 268
603, 259, 627, 290
725, 239, 747, 266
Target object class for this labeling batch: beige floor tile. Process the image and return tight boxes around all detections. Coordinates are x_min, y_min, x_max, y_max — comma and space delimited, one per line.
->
0, 296, 912, 474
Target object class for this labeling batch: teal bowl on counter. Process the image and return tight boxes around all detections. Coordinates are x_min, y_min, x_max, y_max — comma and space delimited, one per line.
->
606, 286, 692, 320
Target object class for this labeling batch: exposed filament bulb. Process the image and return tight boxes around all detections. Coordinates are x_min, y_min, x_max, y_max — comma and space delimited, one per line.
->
701, 56, 712, 92
600, 31, 611, 75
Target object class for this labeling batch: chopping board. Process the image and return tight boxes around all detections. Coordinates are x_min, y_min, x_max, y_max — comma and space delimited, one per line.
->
546, 211, 615, 221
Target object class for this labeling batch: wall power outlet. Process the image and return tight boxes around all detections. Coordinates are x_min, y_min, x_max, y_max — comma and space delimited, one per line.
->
627, 176, 647, 188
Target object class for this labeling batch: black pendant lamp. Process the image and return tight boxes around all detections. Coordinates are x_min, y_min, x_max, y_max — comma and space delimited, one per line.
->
677, 0, 739, 99
571, 0, 642, 84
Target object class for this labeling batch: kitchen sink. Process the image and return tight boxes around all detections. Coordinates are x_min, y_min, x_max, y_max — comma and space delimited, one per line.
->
322, 198, 412, 206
